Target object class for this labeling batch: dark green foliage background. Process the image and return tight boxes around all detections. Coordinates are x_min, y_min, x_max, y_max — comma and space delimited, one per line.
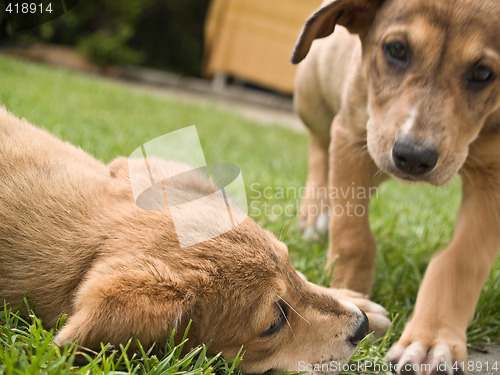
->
0, 0, 210, 75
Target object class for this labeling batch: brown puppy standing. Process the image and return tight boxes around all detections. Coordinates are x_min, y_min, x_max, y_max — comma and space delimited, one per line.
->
0, 107, 391, 373
293, 0, 500, 373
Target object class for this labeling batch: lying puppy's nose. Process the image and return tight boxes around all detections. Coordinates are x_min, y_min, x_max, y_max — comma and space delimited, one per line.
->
392, 140, 439, 176
349, 310, 369, 346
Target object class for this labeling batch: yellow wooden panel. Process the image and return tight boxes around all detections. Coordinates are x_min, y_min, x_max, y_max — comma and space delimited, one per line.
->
204, 0, 321, 94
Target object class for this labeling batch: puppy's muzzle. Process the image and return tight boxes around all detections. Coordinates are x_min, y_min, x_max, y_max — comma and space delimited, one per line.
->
349, 310, 369, 346
392, 140, 439, 176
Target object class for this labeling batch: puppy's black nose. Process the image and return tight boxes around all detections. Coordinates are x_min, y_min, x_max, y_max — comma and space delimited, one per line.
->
392, 140, 439, 176
349, 310, 369, 346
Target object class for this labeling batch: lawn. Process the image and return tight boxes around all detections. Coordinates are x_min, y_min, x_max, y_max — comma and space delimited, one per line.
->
0, 54, 499, 374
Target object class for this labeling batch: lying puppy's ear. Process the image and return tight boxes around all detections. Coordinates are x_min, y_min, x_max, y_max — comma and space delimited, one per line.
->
267, 231, 289, 256
54, 255, 196, 350
108, 157, 136, 200
291, 0, 384, 64
109, 157, 130, 180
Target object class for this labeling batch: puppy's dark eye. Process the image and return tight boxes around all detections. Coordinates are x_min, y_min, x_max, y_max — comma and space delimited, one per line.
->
384, 41, 409, 67
467, 64, 494, 89
261, 302, 288, 336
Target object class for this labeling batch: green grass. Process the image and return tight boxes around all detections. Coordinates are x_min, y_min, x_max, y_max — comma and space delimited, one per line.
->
1, 300, 243, 375
0, 54, 499, 373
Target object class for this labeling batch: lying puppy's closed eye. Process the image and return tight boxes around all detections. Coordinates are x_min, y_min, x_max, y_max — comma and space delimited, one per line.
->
0, 107, 389, 373
262, 301, 289, 336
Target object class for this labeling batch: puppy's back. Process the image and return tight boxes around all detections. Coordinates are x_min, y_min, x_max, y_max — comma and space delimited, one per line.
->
0, 108, 110, 325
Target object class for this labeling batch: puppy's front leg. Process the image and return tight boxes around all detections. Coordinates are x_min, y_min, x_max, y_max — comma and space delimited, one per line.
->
299, 134, 331, 239
328, 117, 384, 295
387, 174, 500, 374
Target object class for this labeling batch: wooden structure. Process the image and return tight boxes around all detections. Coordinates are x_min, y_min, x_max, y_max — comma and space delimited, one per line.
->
204, 0, 321, 94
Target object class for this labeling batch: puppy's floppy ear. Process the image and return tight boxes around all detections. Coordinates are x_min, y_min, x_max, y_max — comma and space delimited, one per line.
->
266, 230, 289, 256
291, 0, 384, 64
108, 157, 136, 200
109, 157, 130, 179
54, 255, 196, 350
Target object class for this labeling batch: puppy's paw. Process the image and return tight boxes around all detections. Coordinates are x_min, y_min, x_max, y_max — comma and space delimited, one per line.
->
53, 310, 92, 348
332, 288, 391, 338
386, 334, 467, 375
299, 198, 329, 240
54, 322, 81, 347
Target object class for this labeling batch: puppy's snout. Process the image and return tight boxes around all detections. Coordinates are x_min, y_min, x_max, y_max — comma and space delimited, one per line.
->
349, 310, 369, 346
392, 140, 439, 176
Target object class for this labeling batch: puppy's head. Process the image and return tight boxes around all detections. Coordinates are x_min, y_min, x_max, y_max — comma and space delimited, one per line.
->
293, 0, 500, 185
187, 223, 368, 373
106, 158, 369, 373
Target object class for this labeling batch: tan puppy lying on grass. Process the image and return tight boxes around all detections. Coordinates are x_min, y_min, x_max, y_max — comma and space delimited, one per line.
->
0, 108, 389, 373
